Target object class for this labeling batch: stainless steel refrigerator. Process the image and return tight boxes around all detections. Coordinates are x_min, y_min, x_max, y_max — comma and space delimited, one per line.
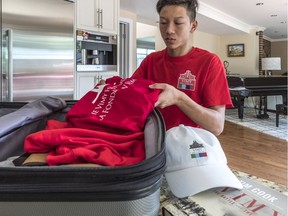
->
1, 0, 75, 102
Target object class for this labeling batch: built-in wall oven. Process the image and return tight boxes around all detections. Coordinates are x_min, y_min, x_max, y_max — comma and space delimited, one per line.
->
76, 31, 117, 72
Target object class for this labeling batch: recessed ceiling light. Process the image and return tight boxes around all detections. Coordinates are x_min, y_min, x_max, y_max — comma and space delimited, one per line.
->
256, 3, 264, 6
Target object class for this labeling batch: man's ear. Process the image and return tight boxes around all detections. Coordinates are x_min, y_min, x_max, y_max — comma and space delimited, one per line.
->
190, 20, 198, 33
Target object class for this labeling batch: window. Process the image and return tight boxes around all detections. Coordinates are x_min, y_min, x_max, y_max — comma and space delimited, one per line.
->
136, 48, 155, 67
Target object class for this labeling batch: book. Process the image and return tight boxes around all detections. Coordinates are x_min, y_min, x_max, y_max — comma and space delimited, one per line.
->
161, 176, 287, 216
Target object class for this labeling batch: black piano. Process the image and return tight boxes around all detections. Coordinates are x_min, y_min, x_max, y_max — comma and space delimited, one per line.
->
227, 75, 287, 119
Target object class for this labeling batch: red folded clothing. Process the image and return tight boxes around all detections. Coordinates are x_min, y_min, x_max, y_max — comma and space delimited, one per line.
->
24, 123, 145, 166
66, 76, 161, 133
24, 77, 160, 166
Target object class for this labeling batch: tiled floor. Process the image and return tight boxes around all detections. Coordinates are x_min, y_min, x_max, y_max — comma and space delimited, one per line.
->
225, 108, 288, 141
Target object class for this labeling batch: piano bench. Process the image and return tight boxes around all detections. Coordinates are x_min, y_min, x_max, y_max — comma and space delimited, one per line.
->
276, 104, 287, 127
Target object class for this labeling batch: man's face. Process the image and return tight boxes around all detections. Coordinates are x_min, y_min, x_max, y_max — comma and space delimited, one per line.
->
159, 5, 196, 54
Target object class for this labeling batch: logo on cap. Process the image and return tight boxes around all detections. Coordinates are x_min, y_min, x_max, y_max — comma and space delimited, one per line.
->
189, 141, 208, 159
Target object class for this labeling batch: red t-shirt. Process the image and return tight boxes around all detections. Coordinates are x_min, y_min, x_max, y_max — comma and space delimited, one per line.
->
132, 47, 232, 130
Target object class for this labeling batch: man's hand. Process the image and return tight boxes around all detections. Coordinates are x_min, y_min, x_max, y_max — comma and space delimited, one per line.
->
149, 83, 182, 108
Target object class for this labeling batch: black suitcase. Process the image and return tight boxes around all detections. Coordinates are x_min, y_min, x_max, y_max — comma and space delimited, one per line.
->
0, 97, 166, 216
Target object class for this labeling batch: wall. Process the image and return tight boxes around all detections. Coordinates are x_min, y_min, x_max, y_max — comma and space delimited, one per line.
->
193, 31, 221, 54
136, 22, 157, 40
271, 40, 288, 75
219, 29, 259, 76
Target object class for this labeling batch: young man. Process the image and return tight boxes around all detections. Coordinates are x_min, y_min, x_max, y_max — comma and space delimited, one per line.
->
131, 0, 232, 136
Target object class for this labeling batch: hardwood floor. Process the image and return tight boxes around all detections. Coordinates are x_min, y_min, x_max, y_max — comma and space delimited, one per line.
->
218, 120, 287, 186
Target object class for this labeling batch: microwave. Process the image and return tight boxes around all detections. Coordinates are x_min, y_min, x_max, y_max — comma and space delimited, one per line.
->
76, 31, 117, 72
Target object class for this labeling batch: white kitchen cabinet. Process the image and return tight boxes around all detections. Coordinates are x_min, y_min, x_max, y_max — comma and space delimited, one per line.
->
76, 0, 119, 35
75, 71, 118, 99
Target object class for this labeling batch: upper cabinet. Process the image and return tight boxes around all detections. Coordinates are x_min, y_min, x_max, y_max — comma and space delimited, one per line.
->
76, 0, 119, 35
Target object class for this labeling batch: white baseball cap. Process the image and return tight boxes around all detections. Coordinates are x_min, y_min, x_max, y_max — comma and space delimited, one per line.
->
165, 125, 243, 198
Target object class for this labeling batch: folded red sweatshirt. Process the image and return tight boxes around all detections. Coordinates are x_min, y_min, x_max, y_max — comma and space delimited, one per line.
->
66, 76, 161, 133
24, 77, 161, 166
24, 120, 145, 166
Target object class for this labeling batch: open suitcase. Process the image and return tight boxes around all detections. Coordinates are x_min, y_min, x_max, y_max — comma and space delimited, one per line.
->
0, 97, 166, 216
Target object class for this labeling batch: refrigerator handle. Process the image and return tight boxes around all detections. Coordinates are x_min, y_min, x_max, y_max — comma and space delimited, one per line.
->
7, 29, 14, 102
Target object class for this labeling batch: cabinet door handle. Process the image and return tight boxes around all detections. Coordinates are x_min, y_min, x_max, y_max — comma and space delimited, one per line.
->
97, 9, 101, 28
99, 9, 103, 28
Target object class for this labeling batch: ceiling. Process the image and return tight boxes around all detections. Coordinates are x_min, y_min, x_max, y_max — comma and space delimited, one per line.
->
120, 0, 288, 41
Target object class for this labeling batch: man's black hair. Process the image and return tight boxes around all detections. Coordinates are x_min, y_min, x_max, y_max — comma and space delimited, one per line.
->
156, 0, 199, 21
